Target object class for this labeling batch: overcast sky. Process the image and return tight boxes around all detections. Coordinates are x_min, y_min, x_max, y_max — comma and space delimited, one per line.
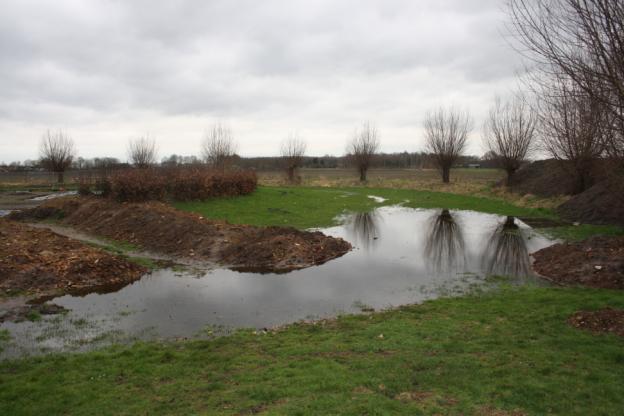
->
0, 0, 525, 163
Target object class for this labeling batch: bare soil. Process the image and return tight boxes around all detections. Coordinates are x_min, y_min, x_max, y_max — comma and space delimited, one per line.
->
9, 197, 352, 273
557, 175, 624, 226
0, 219, 147, 300
568, 308, 624, 337
532, 236, 624, 289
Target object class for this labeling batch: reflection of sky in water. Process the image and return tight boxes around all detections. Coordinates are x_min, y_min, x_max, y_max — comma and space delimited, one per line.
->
1, 206, 556, 358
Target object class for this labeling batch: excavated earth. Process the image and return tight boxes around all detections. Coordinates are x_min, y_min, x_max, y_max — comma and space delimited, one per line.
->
568, 308, 624, 337
532, 236, 624, 289
0, 219, 147, 321
8, 196, 352, 273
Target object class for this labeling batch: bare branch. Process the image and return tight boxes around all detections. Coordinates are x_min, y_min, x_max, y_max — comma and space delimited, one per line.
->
346, 121, 380, 182
128, 136, 157, 169
201, 122, 237, 171
280, 133, 307, 183
483, 94, 538, 186
424, 107, 472, 183
39, 130, 76, 184
536, 74, 609, 192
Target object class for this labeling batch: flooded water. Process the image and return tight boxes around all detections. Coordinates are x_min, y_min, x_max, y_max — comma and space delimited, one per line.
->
0, 206, 557, 358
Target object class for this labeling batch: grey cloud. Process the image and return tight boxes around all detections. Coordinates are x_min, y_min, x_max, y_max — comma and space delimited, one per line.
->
0, 0, 523, 162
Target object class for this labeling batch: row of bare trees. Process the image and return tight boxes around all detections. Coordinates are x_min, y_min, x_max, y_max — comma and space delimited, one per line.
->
39, 100, 540, 187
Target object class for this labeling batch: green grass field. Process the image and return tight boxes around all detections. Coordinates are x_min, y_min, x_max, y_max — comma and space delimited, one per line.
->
174, 186, 555, 229
1, 286, 623, 415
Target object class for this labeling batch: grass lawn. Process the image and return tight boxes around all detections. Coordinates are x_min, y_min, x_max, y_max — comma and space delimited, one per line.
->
1, 286, 623, 415
174, 186, 555, 229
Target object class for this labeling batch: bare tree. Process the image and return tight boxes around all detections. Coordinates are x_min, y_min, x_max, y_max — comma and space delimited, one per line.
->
346, 122, 380, 181
483, 95, 538, 186
507, 0, 624, 160
537, 76, 609, 192
39, 130, 76, 184
128, 136, 157, 168
201, 123, 237, 171
280, 134, 307, 183
424, 107, 472, 183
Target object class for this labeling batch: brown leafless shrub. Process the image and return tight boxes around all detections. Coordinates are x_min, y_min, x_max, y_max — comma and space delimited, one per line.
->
201, 123, 237, 171
424, 107, 472, 183
507, 0, 624, 162
280, 134, 307, 183
128, 136, 157, 168
537, 76, 609, 193
108, 167, 257, 202
346, 122, 380, 182
39, 130, 76, 184
483, 95, 537, 186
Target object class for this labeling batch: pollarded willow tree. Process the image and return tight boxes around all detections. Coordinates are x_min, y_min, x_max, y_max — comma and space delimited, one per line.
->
483, 95, 538, 186
508, 0, 624, 161
537, 75, 609, 193
128, 136, 158, 168
201, 123, 237, 171
347, 122, 380, 182
424, 107, 472, 183
39, 130, 76, 184
280, 134, 307, 183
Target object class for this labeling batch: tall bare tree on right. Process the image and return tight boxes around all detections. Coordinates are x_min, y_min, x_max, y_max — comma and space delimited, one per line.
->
39, 130, 76, 184
280, 134, 307, 183
347, 122, 380, 182
507, 0, 624, 164
201, 122, 237, 171
537, 76, 609, 193
128, 136, 157, 168
483, 95, 537, 186
424, 107, 472, 183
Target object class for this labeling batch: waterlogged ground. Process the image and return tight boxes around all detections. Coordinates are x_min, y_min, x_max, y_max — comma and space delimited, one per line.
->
0, 206, 557, 358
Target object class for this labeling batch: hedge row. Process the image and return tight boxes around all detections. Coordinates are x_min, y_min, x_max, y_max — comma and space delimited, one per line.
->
79, 168, 257, 202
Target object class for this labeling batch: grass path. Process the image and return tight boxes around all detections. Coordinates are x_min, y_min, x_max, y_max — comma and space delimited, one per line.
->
1, 287, 623, 415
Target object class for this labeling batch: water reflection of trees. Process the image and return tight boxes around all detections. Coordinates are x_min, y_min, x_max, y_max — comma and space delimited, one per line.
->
481, 216, 531, 277
424, 209, 466, 273
350, 211, 380, 249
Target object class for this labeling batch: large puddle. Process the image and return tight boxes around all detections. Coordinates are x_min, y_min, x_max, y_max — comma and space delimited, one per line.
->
0, 206, 557, 358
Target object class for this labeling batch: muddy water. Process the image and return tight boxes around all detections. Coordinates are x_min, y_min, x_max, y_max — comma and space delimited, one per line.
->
0, 207, 557, 358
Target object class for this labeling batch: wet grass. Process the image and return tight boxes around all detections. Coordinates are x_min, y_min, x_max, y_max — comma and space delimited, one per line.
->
1, 286, 623, 415
174, 186, 554, 229
541, 224, 624, 242
0, 330, 9, 353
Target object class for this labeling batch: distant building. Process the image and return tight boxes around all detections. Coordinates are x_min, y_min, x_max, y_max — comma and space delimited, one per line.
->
466, 163, 481, 169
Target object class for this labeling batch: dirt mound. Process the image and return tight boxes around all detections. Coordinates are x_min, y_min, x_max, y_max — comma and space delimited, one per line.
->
568, 308, 624, 337
11, 197, 352, 273
532, 236, 624, 289
0, 219, 147, 298
557, 175, 624, 226
510, 159, 578, 197
222, 226, 352, 273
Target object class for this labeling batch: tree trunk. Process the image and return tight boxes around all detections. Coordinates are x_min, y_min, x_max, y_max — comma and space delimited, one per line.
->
506, 168, 515, 187
287, 166, 295, 182
57, 170, 64, 184
442, 166, 450, 183
359, 167, 367, 182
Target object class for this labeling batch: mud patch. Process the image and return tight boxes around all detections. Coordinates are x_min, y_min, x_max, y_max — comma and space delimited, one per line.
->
0, 219, 147, 300
532, 236, 624, 289
568, 308, 624, 337
9, 197, 352, 273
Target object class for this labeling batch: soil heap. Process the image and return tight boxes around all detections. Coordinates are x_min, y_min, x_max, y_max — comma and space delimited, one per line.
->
532, 236, 624, 289
9, 197, 352, 273
0, 219, 147, 298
